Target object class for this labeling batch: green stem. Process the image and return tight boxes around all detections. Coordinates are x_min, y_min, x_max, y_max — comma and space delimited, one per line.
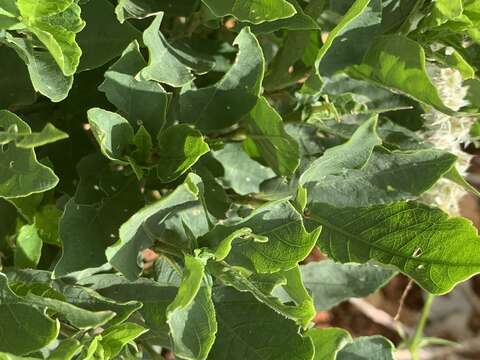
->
408, 292, 435, 360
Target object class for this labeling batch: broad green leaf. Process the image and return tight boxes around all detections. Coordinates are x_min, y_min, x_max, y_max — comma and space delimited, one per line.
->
106, 173, 204, 280
15, 124, 68, 149
0, 110, 58, 198
115, 0, 198, 22
337, 336, 395, 360
350, 35, 454, 114
77, 0, 141, 71
0, 353, 40, 360
307, 327, 352, 360
48, 339, 82, 360
98, 41, 171, 136
25, 293, 116, 329
300, 115, 381, 187
306, 201, 480, 294
201, 0, 297, 24
33, 205, 61, 246
194, 166, 231, 219
0, 273, 59, 355
166, 256, 217, 360
156, 124, 210, 183
243, 97, 300, 176
54, 171, 143, 277
202, 200, 320, 274
316, 0, 382, 77
87, 108, 134, 162
209, 287, 314, 360
213, 143, 275, 195
209, 262, 316, 327
61, 285, 142, 326
17, 0, 85, 76
100, 323, 147, 358
54, 200, 109, 277
301, 260, 395, 311
179, 27, 265, 132
2, 35, 73, 102
303, 148, 457, 207
141, 14, 214, 87
424, 0, 463, 27
235, 0, 319, 34
14, 224, 43, 269
0, 46, 35, 108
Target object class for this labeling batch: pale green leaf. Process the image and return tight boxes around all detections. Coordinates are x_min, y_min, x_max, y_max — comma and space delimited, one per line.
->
337, 336, 395, 360
212, 143, 275, 195
48, 339, 82, 360
17, 0, 85, 76
307, 327, 352, 360
87, 108, 134, 162
316, 0, 382, 77
301, 260, 395, 311
141, 14, 214, 87
209, 287, 314, 360
350, 35, 454, 114
100, 323, 147, 358
307, 201, 480, 294
14, 224, 43, 269
98, 40, 171, 136
244, 97, 300, 176
157, 125, 209, 183
115, 0, 197, 22
202, 200, 320, 274
0, 110, 58, 198
0, 273, 59, 355
201, 0, 297, 24
179, 27, 265, 132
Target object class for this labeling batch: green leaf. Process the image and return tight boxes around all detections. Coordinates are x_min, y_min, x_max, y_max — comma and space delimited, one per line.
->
48, 339, 82, 360
209, 262, 316, 327
33, 205, 62, 246
235, 0, 320, 34
98, 41, 172, 136
300, 115, 381, 187
306, 201, 480, 294
100, 323, 147, 358
77, 0, 141, 71
301, 260, 395, 311
213, 143, 275, 195
156, 124, 210, 183
316, 0, 382, 77
54, 200, 109, 277
201, 0, 297, 24
141, 14, 214, 87
166, 255, 217, 360
202, 200, 320, 273
106, 173, 204, 280
303, 147, 457, 207
61, 285, 142, 326
17, 0, 85, 76
2, 35, 73, 102
209, 287, 314, 360
179, 27, 265, 132
25, 293, 116, 329
14, 224, 43, 269
0, 110, 58, 198
87, 108, 134, 162
350, 35, 454, 114
115, 0, 198, 22
15, 124, 68, 149
337, 336, 395, 360
307, 327, 352, 360
243, 97, 300, 176
0, 273, 59, 355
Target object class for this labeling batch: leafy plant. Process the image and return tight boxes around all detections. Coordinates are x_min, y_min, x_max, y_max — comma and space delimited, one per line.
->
1, 0, 480, 359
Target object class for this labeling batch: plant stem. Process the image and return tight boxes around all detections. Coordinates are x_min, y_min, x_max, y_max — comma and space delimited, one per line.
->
408, 292, 435, 360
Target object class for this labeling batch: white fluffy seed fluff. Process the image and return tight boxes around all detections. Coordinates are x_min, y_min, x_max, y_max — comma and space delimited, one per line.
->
420, 67, 474, 215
